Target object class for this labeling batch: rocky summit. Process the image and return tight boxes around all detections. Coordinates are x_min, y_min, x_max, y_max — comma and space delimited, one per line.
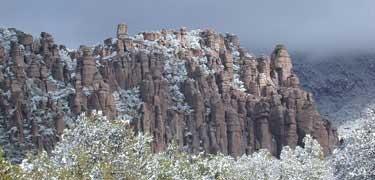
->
0, 24, 338, 162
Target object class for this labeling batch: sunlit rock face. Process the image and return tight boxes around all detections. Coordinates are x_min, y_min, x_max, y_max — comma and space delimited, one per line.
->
0, 25, 338, 162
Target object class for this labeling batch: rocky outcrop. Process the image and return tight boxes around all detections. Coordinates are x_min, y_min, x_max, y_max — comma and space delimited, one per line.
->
271, 44, 293, 86
0, 25, 338, 162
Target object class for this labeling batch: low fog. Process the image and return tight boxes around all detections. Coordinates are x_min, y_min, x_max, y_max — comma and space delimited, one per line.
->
1, 0, 374, 55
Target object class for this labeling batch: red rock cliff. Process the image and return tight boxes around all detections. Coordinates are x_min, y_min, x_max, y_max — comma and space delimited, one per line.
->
0, 25, 338, 162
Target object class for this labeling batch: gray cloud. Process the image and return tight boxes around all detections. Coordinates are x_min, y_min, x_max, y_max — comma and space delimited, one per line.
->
1, 0, 374, 54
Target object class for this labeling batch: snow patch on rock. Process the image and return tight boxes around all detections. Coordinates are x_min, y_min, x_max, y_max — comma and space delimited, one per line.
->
113, 87, 143, 123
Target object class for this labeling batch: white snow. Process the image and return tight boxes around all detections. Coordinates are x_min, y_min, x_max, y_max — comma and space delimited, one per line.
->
59, 49, 76, 72
192, 56, 215, 76
163, 57, 193, 113
229, 42, 247, 92
82, 87, 91, 96
113, 87, 143, 123
102, 51, 117, 60
186, 29, 202, 50
0, 28, 18, 53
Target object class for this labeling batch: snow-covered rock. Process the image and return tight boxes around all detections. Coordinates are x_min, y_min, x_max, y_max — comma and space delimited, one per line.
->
0, 25, 337, 163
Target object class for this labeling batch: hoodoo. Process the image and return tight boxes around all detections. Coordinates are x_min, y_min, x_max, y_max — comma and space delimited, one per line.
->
0, 24, 338, 162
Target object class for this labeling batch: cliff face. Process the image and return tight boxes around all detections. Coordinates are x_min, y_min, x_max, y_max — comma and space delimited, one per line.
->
0, 25, 338, 162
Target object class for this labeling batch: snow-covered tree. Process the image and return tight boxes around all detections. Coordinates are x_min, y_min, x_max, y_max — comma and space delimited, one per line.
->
332, 114, 375, 180
207, 150, 280, 180
203, 135, 333, 180
280, 135, 334, 180
144, 142, 209, 180
0, 146, 20, 180
15, 112, 335, 180
20, 111, 153, 179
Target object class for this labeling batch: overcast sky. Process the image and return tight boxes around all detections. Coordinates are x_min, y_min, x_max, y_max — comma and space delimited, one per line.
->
1, 0, 374, 54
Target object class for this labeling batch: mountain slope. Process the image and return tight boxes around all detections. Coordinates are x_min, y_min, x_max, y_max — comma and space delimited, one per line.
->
293, 53, 375, 136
